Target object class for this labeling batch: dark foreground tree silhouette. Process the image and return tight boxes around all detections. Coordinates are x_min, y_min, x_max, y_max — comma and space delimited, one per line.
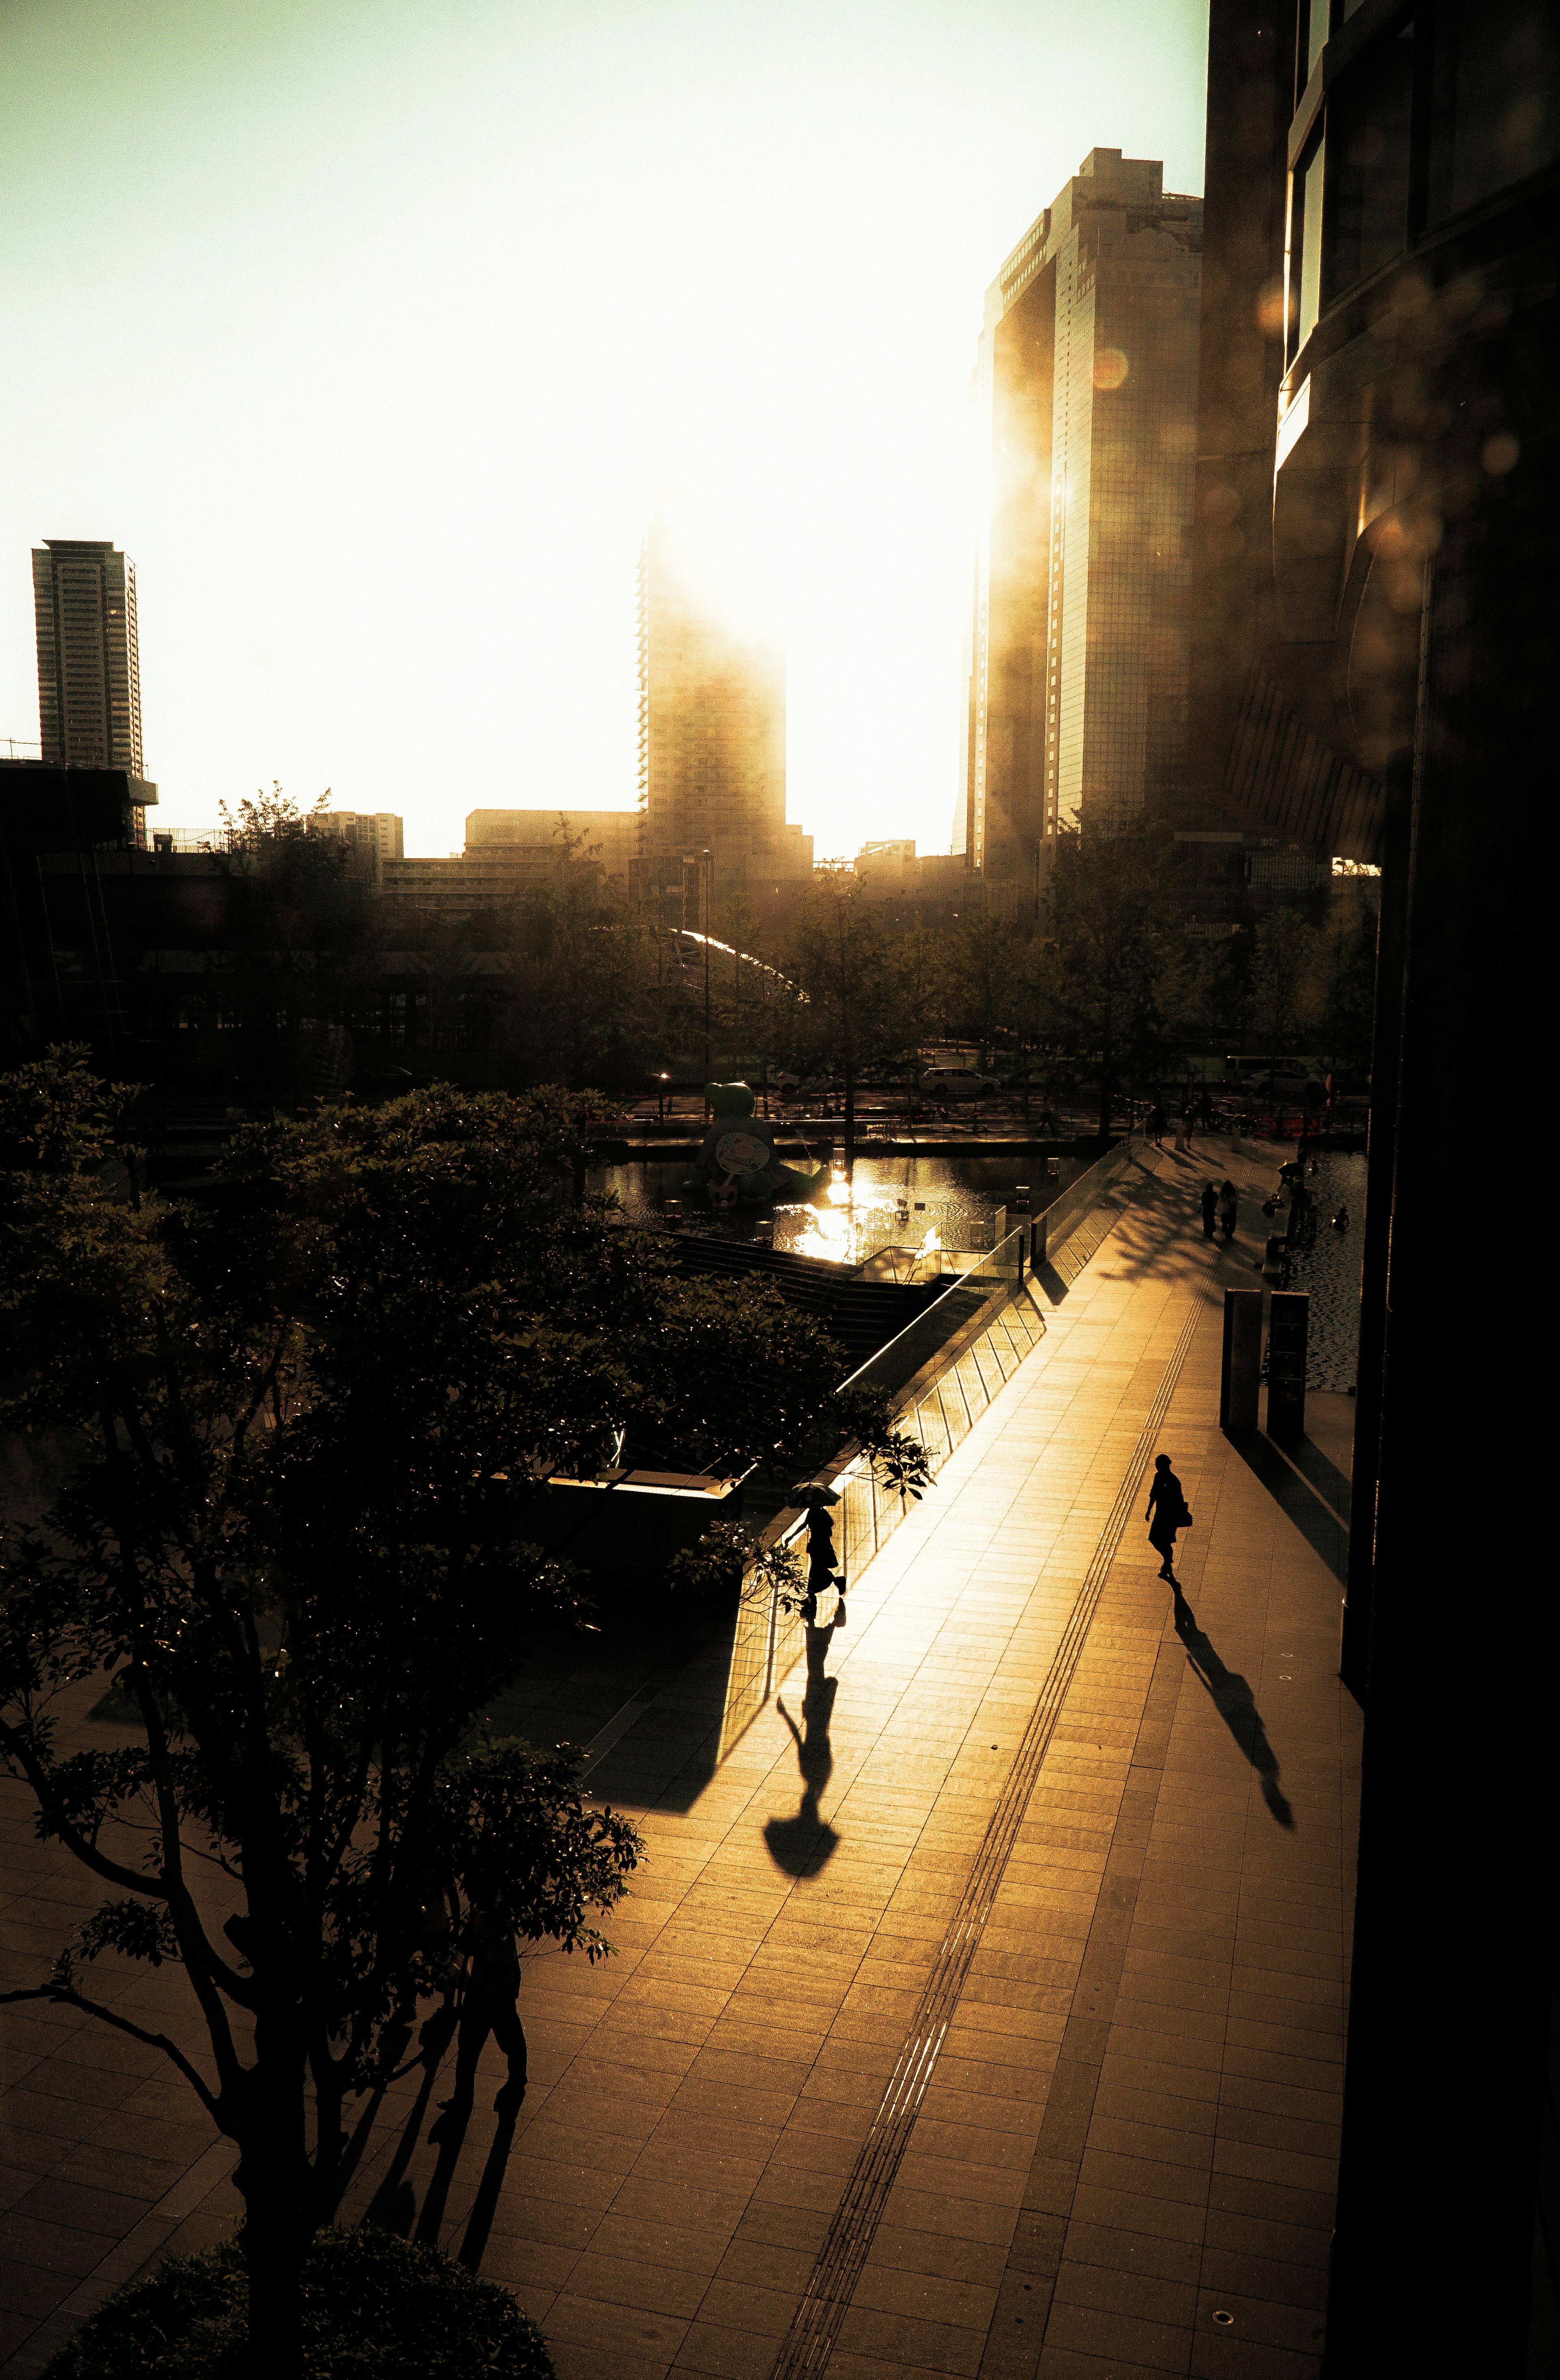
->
0, 1054, 921, 2376
1046, 823, 1175, 1139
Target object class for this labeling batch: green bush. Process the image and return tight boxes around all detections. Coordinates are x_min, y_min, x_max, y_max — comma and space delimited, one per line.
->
41, 2224, 554, 2379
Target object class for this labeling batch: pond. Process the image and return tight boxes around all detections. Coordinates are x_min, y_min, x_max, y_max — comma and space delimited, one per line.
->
599, 1142, 1369, 1392
587, 1150, 1089, 1267
1252, 1147, 1368, 1392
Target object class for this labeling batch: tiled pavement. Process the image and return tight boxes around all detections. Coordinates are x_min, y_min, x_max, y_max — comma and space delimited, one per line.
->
0, 1138, 1361, 2377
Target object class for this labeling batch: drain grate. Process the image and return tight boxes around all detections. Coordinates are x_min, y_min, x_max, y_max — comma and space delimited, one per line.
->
768, 1303, 1200, 2380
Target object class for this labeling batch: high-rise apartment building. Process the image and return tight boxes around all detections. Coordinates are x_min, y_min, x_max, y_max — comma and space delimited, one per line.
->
32, 540, 145, 781
964, 151, 1202, 896
637, 497, 811, 908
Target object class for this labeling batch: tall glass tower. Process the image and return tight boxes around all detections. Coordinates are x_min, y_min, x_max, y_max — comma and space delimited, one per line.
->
965, 151, 1202, 901
637, 496, 810, 909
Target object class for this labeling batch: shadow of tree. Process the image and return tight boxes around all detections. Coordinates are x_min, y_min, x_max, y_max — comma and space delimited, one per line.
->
356, 2010, 455, 2233
1172, 1585, 1295, 1829
763, 1657, 841, 1876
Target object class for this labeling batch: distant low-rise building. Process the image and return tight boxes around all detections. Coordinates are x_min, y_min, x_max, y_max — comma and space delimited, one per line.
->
851, 840, 975, 927
379, 808, 639, 915
311, 810, 404, 882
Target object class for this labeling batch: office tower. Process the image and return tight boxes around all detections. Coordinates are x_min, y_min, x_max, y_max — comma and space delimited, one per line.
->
1189, 2, 1556, 2369
32, 540, 145, 779
964, 151, 1202, 897
637, 495, 811, 907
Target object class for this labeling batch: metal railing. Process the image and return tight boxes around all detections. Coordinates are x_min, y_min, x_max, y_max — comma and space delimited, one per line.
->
839, 1225, 1029, 1402
716, 1228, 1044, 1759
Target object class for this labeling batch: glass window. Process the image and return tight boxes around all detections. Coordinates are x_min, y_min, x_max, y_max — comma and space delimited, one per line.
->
1303, 0, 1332, 84
1432, 0, 1560, 217
1326, 24, 1415, 299
1291, 131, 1327, 354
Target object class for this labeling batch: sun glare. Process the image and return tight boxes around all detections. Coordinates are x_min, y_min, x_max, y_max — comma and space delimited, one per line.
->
0, 0, 1209, 859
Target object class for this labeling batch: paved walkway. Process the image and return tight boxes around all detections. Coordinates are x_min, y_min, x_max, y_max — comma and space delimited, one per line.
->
0, 1140, 1361, 2378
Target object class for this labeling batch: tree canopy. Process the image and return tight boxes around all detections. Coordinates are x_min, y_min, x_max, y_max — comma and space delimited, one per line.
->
0, 1052, 921, 2374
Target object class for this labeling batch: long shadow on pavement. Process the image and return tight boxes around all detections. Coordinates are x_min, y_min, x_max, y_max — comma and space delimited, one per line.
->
763, 1652, 841, 1876
458, 2099, 522, 2269
1171, 1582, 1296, 1830
1280, 1433, 1352, 1525
1226, 1429, 1349, 1582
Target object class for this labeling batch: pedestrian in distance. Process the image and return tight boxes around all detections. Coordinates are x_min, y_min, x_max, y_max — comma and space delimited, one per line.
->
1217, 1179, 1239, 1242
1200, 1182, 1218, 1238
439, 1908, 527, 2117
1146, 1454, 1192, 1583
1149, 1102, 1168, 1149
1181, 1100, 1196, 1146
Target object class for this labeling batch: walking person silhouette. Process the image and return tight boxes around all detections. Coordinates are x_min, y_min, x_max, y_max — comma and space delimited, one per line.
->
1145, 1454, 1192, 1584
439, 1908, 527, 2117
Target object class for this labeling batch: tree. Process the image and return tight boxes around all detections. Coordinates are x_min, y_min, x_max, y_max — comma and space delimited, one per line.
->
0, 1053, 922, 2375
207, 785, 384, 1109
889, 924, 950, 1110
1046, 824, 1175, 1139
500, 824, 656, 1093
1249, 906, 1324, 1052
1317, 883, 1378, 1078
940, 914, 1018, 1072
780, 872, 909, 1159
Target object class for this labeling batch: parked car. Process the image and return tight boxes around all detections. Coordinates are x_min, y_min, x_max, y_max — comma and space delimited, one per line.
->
921, 1065, 999, 1101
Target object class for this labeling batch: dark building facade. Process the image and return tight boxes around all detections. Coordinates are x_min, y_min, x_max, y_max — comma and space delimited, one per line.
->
1, 762, 160, 1058
1190, 2, 1557, 2367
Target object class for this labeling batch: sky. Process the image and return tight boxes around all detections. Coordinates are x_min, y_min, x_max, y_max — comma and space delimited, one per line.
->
0, 0, 1209, 860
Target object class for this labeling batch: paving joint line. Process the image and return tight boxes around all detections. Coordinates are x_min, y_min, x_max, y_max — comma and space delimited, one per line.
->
767, 1301, 1201, 2380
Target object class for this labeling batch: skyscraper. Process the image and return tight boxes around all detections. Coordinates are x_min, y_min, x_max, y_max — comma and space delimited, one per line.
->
637, 496, 810, 910
965, 150, 1202, 899
32, 540, 145, 781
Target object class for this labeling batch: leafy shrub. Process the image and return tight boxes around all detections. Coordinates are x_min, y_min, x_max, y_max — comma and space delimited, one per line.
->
42, 2224, 554, 2379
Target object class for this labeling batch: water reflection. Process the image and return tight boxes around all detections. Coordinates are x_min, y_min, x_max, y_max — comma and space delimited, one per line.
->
587, 1152, 1082, 1263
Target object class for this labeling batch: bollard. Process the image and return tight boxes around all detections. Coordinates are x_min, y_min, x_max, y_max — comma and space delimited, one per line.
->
1221, 1288, 1262, 1429
1267, 1291, 1309, 1441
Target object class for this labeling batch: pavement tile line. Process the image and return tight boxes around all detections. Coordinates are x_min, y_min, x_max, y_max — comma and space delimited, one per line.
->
767, 1301, 1200, 2380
